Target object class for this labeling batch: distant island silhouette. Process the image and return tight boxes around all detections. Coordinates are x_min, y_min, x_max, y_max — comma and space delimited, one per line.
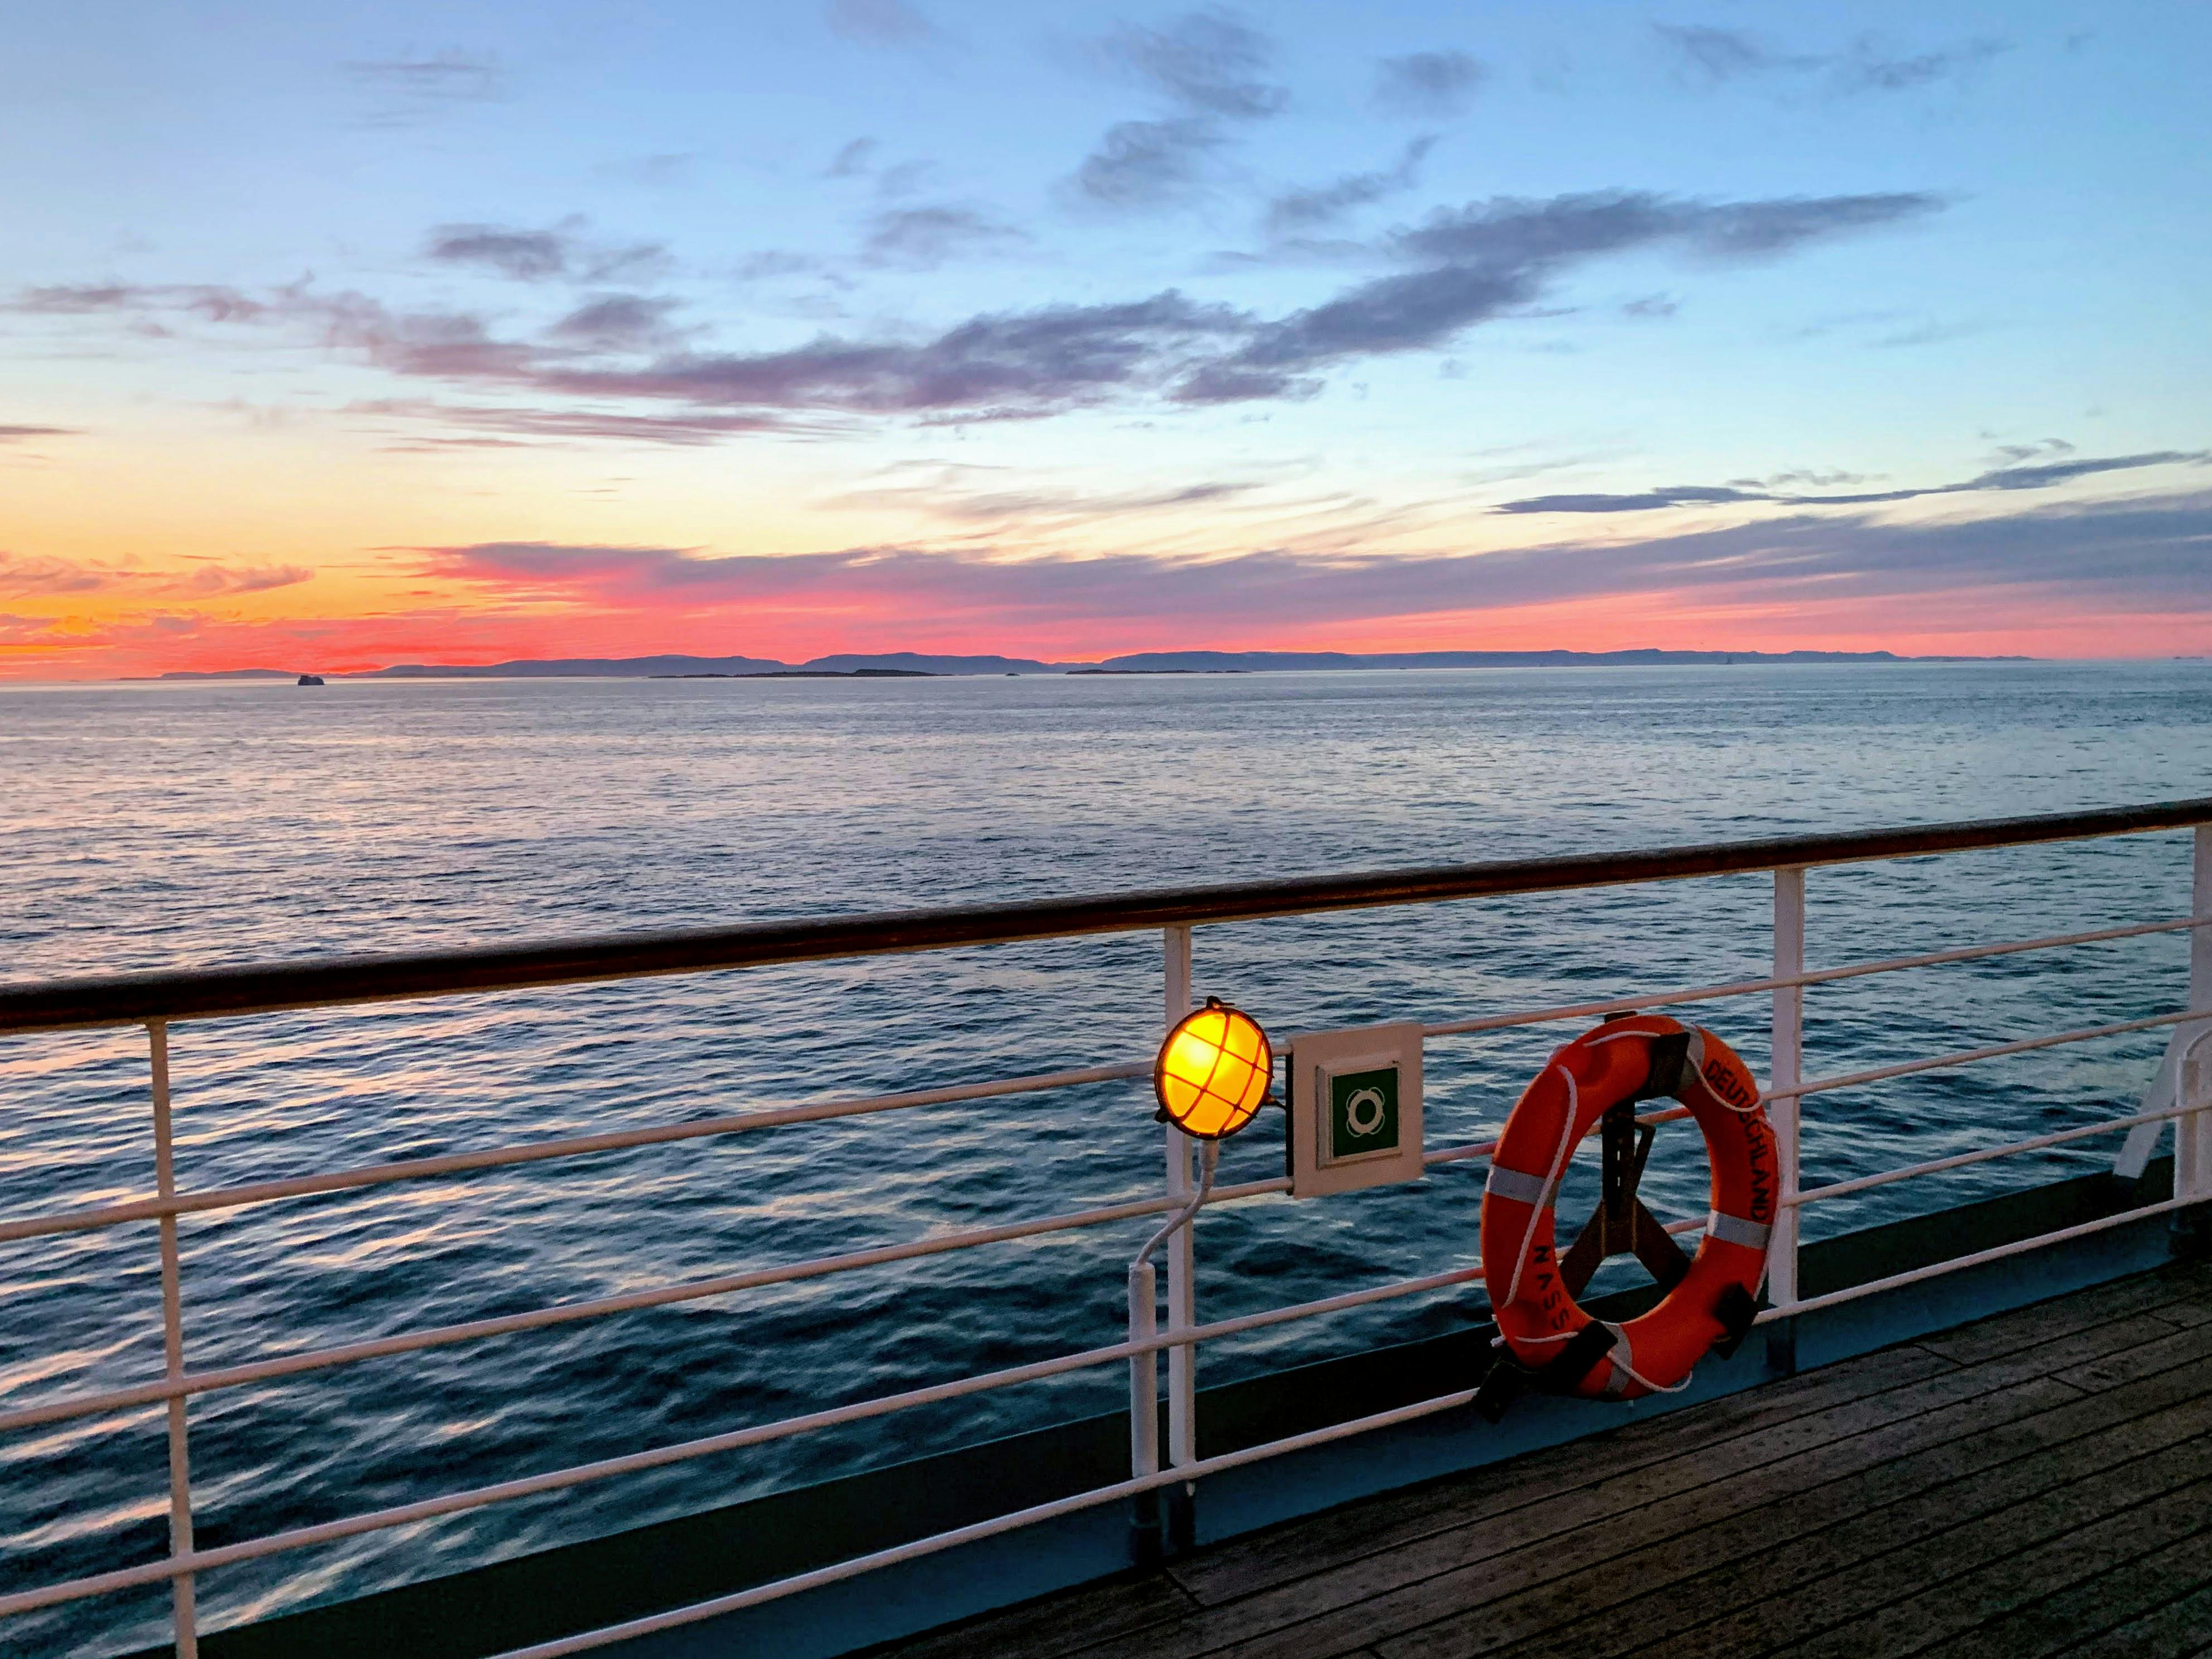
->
146, 646, 2029, 682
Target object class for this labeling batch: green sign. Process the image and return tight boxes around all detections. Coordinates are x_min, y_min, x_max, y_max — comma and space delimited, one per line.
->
1328, 1065, 1400, 1161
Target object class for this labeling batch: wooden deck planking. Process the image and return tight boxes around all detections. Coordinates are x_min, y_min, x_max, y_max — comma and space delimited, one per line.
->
862, 1259, 2212, 1659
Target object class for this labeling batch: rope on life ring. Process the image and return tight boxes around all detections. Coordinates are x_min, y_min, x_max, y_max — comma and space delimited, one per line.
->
1477, 1014, 1778, 1407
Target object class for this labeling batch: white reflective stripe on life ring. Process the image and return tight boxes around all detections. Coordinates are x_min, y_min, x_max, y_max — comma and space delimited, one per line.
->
1595, 1324, 1635, 1399
1485, 1163, 1556, 1209
1706, 1210, 1771, 1251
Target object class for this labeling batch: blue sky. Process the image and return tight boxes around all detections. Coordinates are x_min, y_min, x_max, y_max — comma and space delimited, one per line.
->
3, 1, 2208, 670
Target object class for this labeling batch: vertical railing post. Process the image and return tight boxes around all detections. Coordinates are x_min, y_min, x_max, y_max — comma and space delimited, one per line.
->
2172, 828, 2212, 1255
1124, 1252, 1160, 1559
1161, 926, 1197, 1547
1768, 869, 1805, 1372
149, 1022, 198, 1658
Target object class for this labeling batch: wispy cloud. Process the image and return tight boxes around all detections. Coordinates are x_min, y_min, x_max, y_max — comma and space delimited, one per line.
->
544, 294, 687, 349
860, 205, 1029, 268
0, 552, 314, 598
1069, 11, 1285, 210
1654, 23, 2009, 95
11, 187, 1942, 431
1372, 51, 1486, 117
825, 0, 941, 49
419, 492, 2212, 630
1264, 136, 1436, 234
1494, 449, 2209, 514
343, 52, 505, 126
0, 425, 78, 442
424, 220, 669, 284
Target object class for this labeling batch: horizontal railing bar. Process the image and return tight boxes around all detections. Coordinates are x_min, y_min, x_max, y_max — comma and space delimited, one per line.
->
0, 1263, 1486, 1617
1758, 1193, 2195, 1324
4, 800, 2205, 1033
0, 1171, 1292, 1435
1768, 1008, 2195, 1102
6, 1011, 2173, 1432
1789, 1099, 2204, 1207
1423, 912, 2210, 1038
0, 1059, 1153, 1246
8, 915, 2198, 1249
492, 1382, 1490, 1659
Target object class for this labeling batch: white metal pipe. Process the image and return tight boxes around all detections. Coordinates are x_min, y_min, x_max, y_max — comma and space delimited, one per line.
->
1421, 911, 2210, 1039
1126, 1260, 1158, 1480
1765, 1007, 2197, 1103
1768, 868, 1805, 1308
0, 1174, 1290, 1437
1757, 1193, 2196, 1324
0, 1058, 1153, 1247
2180, 828, 2212, 1202
1162, 925, 1197, 1473
486, 1382, 1490, 1659
14, 998, 2190, 1441
148, 1022, 198, 1659
1788, 1097, 2210, 1207
8, 912, 2205, 1251
0, 1262, 1489, 1619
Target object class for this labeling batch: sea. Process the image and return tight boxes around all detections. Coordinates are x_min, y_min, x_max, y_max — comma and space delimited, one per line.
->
2, 661, 2208, 1655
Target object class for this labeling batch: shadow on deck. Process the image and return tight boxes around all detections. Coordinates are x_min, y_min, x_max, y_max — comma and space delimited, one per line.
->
864, 1259, 2212, 1659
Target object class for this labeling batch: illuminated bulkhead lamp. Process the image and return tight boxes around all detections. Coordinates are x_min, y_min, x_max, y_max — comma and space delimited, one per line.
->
1154, 997, 1273, 1140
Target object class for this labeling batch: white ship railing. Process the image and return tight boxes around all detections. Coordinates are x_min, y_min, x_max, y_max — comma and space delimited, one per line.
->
0, 800, 2206, 1658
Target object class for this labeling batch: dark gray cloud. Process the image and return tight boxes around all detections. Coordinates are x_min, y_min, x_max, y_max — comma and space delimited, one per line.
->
356, 401, 794, 446
13, 186, 1947, 429
1264, 136, 1435, 234
1395, 190, 1942, 267
1099, 11, 1286, 119
0, 425, 78, 441
423, 492, 2212, 625
1495, 450, 2209, 514
1652, 25, 1805, 84
826, 0, 940, 48
1373, 51, 1486, 116
546, 291, 1252, 416
1070, 118, 1225, 209
427, 226, 567, 281
1840, 37, 2009, 92
545, 294, 685, 349
425, 222, 669, 284
1071, 12, 1284, 210
861, 206, 1028, 268
1654, 23, 2008, 94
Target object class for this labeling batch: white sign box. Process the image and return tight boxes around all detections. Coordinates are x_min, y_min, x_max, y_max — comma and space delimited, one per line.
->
1285, 1022, 1426, 1197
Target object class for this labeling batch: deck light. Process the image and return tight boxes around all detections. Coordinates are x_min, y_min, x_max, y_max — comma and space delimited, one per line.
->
1154, 998, 1273, 1139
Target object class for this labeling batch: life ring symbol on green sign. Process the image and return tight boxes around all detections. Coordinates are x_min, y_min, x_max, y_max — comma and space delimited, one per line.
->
1342, 1085, 1388, 1138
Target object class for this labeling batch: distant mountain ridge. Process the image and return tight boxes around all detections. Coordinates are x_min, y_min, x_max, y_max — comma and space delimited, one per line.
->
150, 645, 2025, 681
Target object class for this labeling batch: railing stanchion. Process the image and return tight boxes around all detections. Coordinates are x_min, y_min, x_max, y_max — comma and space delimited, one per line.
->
1162, 927, 1198, 1546
1768, 869, 1805, 1370
2172, 828, 2212, 1256
149, 1020, 199, 1658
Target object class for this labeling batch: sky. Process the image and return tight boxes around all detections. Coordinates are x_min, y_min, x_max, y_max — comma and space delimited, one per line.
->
2, 0, 2208, 675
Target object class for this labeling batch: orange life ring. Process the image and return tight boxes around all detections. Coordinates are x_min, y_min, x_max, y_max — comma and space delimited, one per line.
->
1479, 1014, 1778, 1401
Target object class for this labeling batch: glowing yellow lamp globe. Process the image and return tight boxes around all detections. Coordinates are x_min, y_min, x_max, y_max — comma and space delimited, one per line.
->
1154, 998, 1273, 1139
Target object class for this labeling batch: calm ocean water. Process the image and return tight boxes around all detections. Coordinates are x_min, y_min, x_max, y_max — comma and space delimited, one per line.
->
2, 661, 2208, 1655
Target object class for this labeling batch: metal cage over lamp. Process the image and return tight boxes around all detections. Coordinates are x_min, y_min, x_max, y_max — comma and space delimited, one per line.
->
1154, 996, 1273, 1140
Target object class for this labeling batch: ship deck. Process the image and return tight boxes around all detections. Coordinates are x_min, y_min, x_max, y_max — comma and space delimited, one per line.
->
870, 1258, 2212, 1659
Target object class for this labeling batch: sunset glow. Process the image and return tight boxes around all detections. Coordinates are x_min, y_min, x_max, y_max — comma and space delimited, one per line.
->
6, 2, 2208, 676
